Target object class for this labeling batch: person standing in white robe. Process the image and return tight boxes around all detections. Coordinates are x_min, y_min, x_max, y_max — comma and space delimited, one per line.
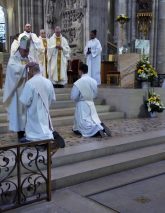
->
18, 23, 40, 62
71, 63, 111, 137
38, 29, 49, 78
10, 33, 20, 56
19, 62, 65, 148
3, 36, 32, 141
84, 30, 102, 85
48, 26, 70, 88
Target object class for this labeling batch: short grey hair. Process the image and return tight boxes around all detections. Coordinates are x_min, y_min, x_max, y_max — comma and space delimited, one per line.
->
28, 62, 40, 73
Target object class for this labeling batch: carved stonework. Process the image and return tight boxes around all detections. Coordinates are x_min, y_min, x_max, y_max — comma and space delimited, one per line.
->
136, 0, 153, 39
45, 0, 87, 55
45, 0, 59, 36
136, 0, 152, 12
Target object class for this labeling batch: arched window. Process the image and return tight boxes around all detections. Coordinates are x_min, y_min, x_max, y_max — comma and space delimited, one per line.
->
0, 6, 6, 50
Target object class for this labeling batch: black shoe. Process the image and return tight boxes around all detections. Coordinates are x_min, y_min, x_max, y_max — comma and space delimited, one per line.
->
101, 123, 112, 137
53, 131, 65, 148
53, 84, 64, 88
19, 136, 30, 143
17, 131, 25, 140
53, 84, 59, 88
72, 129, 82, 136
58, 85, 64, 88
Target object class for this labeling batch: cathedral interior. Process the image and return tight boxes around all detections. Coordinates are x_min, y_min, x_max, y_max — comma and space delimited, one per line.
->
0, 0, 164, 82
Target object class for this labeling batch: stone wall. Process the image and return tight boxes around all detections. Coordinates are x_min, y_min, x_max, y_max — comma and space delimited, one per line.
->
88, 0, 108, 59
18, 0, 44, 35
45, 0, 87, 57
98, 87, 165, 118
45, 0, 108, 58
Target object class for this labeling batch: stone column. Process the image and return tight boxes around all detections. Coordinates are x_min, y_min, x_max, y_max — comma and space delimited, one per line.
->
7, 0, 14, 48
115, 0, 127, 52
150, 0, 158, 67
127, 0, 136, 51
88, 0, 108, 59
156, 0, 165, 73
33, 0, 44, 34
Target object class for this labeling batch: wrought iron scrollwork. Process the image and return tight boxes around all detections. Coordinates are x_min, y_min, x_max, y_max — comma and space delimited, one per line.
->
0, 148, 18, 210
0, 141, 52, 212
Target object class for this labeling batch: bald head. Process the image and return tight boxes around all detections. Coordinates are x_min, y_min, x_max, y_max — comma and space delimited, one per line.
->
40, 29, 46, 38
55, 26, 61, 37
25, 23, 32, 33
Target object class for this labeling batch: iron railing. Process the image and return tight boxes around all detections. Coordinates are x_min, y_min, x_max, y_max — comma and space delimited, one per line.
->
0, 140, 57, 212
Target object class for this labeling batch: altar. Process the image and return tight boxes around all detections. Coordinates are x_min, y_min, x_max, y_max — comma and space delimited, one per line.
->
117, 53, 140, 88
101, 53, 140, 87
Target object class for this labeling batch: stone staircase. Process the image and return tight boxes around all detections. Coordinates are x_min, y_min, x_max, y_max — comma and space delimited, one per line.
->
50, 130, 165, 189
1, 86, 165, 207
3, 129, 165, 192
0, 88, 125, 134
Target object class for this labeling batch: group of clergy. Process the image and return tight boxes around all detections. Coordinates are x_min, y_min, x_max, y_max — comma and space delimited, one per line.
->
3, 23, 110, 146
10, 24, 70, 88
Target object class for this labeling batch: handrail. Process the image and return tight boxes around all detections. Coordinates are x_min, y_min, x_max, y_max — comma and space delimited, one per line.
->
107, 41, 117, 49
0, 140, 58, 212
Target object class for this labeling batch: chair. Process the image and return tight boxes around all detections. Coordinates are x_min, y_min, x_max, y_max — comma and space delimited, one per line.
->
67, 59, 80, 84
107, 71, 120, 86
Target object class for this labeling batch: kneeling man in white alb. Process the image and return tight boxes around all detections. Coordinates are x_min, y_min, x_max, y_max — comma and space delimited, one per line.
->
71, 63, 111, 137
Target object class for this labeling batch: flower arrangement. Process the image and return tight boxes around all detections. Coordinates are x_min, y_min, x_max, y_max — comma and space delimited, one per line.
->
136, 56, 157, 81
116, 14, 129, 24
145, 90, 165, 113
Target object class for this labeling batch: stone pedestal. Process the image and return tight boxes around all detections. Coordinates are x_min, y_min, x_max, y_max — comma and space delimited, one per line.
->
117, 53, 140, 88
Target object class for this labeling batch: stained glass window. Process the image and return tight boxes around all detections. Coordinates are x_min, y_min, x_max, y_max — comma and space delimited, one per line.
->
0, 6, 6, 43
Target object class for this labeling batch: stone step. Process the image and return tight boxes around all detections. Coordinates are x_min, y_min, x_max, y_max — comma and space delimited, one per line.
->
0, 88, 71, 96
69, 160, 165, 197
0, 99, 105, 112
3, 130, 165, 185
52, 112, 124, 127
0, 93, 71, 104
52, 143, 165, 189
54, 105, 111, 118
0, 105, 111, 122
52, 98, 104, 109
0, 111, 124, 133
52, 130, 165, 168
0, 104, 6, 113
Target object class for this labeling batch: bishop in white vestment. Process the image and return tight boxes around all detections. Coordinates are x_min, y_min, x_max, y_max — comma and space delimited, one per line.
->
3, 36, 32, 140
18, 23, 40, 62
71, 63, 104, 137
48, 26, 70, 87
84, 30, 102, 85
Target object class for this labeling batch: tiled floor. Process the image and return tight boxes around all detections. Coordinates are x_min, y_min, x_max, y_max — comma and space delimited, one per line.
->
1, 117, 165, 147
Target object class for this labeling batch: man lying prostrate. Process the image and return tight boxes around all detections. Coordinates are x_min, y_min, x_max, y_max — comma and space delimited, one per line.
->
71, 63, 111, 137
19, 62, 65, 148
